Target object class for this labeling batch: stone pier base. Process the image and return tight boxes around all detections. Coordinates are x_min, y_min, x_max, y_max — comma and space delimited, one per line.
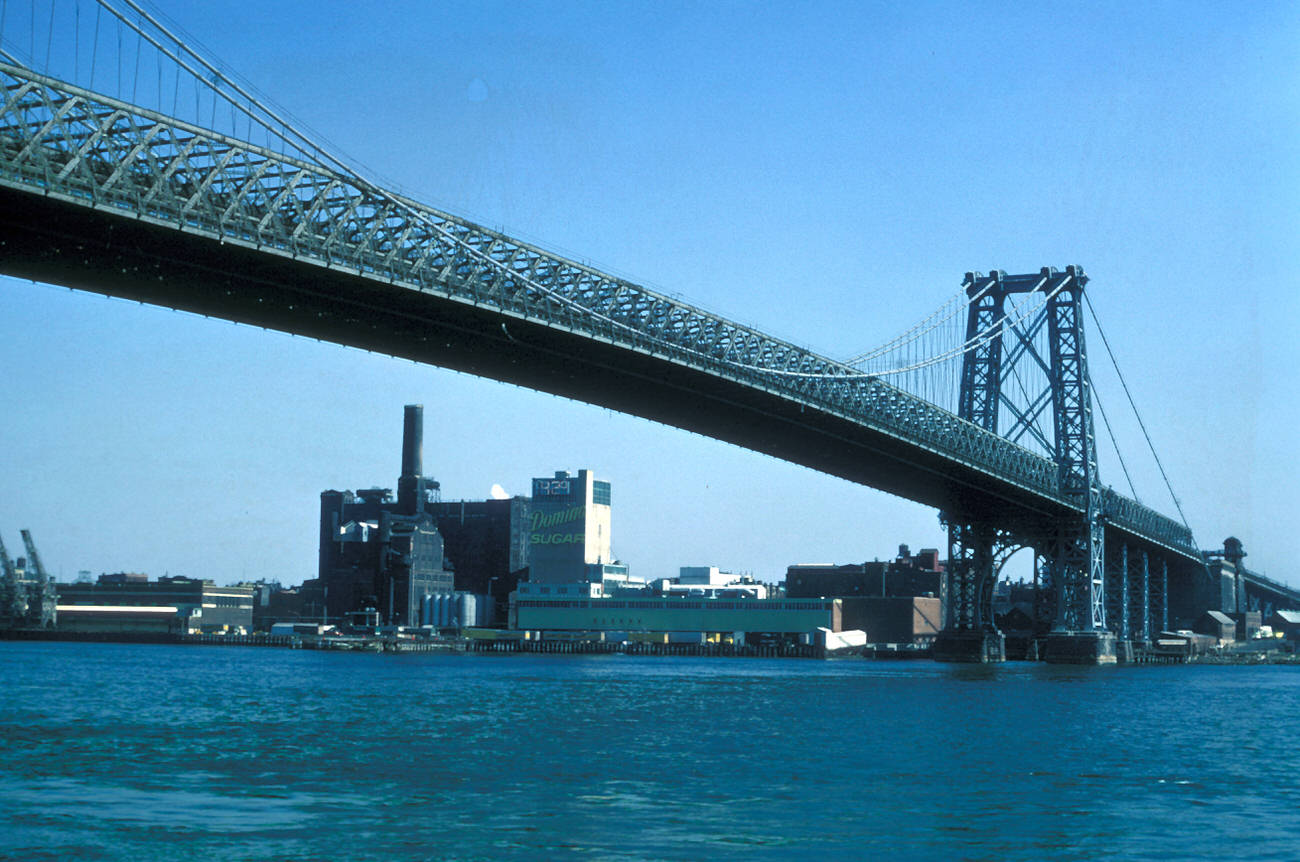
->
933, 630, 1006, 663
1042, 630, 1117, 665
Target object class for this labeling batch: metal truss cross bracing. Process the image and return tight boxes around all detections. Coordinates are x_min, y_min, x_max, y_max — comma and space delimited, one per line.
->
948, 268, 1110, 642
942, 520, 1023, 633
957, 276, 1006, 434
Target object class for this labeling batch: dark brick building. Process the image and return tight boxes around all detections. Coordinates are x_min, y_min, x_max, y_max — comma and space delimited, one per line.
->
786, 544, 943, 600
317, 406, 532, 626
318, 406, 452, 625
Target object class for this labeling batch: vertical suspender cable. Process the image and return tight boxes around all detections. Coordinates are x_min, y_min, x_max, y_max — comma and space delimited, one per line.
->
131, 5, 139, 104
89, 0, 97, 90
43, 0, 53, 72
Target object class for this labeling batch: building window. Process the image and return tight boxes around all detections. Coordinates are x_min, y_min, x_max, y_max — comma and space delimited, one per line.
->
593, 481, 611, 506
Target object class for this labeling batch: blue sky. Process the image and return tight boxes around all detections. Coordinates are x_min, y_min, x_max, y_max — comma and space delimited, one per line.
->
1, 1, 1296, 586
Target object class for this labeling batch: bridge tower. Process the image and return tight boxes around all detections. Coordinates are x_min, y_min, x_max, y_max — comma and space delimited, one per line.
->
934, 267, 1116, 664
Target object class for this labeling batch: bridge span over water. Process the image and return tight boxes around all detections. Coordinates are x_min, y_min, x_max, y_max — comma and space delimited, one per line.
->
0, 7, 1286, 661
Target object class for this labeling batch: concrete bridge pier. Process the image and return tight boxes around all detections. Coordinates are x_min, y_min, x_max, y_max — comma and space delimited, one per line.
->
933, 629, 1006, 663
1041, 630, 1117, 664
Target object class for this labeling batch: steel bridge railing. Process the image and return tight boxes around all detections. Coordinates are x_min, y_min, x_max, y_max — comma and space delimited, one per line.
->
0, 61, 1198, 559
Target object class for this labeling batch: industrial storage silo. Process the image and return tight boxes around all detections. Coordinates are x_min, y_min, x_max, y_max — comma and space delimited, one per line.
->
457, 593, 475, 630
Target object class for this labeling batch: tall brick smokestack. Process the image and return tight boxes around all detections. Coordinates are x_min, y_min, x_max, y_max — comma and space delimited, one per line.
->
397, 404, 423, 514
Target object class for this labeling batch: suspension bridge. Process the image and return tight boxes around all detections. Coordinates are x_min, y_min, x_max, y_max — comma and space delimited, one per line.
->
0, 2, 1287, 662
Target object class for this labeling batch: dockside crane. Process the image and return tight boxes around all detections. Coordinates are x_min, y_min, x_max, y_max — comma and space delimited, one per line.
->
19, 529, 56, 628
0, 532, 21, 625
0, 532, 15, 582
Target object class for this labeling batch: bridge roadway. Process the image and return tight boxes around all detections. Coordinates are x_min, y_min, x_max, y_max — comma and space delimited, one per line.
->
1241, 569, 1300, 613
0, 62, 1198, 572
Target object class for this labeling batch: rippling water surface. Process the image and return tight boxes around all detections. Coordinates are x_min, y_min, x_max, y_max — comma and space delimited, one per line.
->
2, 642, 1299, 860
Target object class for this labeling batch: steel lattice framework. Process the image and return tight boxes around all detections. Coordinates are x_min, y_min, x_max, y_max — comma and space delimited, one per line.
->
1045, 279, 1107, 632
0, 61, 1199, 568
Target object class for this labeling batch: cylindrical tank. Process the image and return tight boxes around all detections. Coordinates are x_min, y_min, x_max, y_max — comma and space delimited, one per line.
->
457, 593, 475, 629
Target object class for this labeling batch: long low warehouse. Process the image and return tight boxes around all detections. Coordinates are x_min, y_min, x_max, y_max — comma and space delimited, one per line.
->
510, 596, 842, 634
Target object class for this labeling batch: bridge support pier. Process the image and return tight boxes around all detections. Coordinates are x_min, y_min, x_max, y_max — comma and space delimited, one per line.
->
934, 520, 1007, 663
933, 630, 1006, 663
1041, 630, 1117, 665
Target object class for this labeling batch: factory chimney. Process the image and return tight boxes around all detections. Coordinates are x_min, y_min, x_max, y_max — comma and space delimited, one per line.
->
397, 404, 424, 514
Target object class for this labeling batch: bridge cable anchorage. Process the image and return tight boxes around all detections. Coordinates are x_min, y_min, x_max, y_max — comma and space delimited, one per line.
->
1084, 293, 1193, 535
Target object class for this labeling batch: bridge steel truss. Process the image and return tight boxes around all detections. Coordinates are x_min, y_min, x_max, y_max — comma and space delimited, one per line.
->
0, 62, 1202, 658
937, 269, 1186, 663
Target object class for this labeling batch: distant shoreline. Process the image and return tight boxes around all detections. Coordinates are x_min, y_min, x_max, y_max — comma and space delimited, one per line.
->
4, 628, 1298, 664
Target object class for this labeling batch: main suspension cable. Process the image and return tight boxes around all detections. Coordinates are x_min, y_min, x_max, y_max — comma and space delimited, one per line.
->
1084, 293, 1192, 531
1090, 377, 1140, 501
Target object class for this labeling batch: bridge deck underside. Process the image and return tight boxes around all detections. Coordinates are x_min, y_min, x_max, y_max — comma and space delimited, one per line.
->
1, 185, 1091, 528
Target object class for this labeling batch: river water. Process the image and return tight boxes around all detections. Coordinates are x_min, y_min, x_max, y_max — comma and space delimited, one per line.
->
1, 642, 1298, 860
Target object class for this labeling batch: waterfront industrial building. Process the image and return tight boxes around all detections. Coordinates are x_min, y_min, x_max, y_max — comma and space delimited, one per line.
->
56, 573, 254, 633
839, 597, 941, 645
317, 405, 532, 628
429, 497, 531, 604
511, 490, 848, 641
786, 545, 943, 600
526, 469, 617, 583
511, 596, 842, 640
782, 545, 944, 644
318, 405, 456, 625
512, 468, 636, 599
